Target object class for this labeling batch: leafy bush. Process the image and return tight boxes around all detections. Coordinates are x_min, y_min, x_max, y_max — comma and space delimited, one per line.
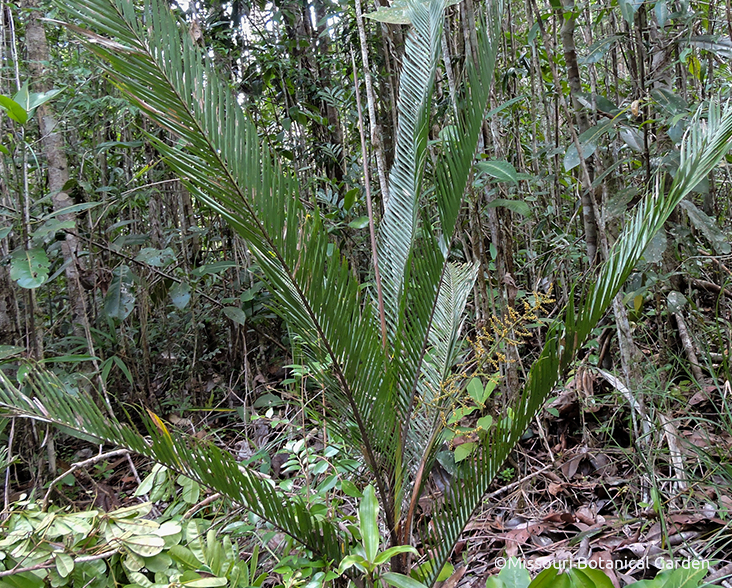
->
0, 499, 263, 588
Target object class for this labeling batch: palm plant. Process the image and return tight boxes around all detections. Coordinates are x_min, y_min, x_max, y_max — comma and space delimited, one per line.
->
2, 0, 732, 583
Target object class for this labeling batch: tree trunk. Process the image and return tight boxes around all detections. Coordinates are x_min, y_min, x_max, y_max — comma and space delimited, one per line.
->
24, 0, 88, 337
558, 0, 598, 263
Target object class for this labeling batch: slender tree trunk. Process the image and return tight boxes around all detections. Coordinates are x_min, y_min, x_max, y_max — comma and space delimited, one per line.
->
558, 0, 598, 263
355, 0, 390, 204
24, 0, 87, 337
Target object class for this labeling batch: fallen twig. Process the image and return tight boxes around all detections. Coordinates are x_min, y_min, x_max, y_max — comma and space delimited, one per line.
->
42, 449, 130, 511
673, 311, 705, 383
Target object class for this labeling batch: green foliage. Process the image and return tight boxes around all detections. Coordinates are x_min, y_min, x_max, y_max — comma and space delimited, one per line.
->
9, 248, 50, 289
0, 80, 63, 126
102, 265, 136, 321
0, 499, 259, 588
338, 486, 422, 587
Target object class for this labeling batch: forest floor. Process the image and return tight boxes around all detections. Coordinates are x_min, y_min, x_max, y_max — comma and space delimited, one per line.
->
33, 354, 732, 588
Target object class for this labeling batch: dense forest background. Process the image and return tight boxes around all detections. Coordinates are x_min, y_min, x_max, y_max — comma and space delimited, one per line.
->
1, 0, 732, 583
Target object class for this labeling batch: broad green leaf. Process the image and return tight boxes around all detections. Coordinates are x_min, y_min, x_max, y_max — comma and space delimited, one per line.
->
496, 558, 530, 588
651, 88, 689, 116
134, 465, 165, 497
347, 216, 369, 229
343, 187, 359, 211
679, 199, 731, 254
655, 0, 670, 26
467, 377, 484, 404
169, 281, 191, 309
143, 552, 173, 573
32, 219, 76, 242
412, 560, 455, 583
564, 120, 615, 171
571, 568, 613, 588
134, 247, 176, 267
486, 95, 529, 118
103, 265, 136, 320
529, 568, 567, 588
453, 442, 476, 462
448, 405, 477, 424
476, 160, 518, 184
339, 480, 362, 498
110, 516, 160, 535
338, 554, 368, 574
359, 485, 379, 563
579, 36, 622, 64
12, 81, 30, 111
567, 569, 598, 588
476, 415, 493, 430
122, 534, 166, 557
0, 571, 44, 588
191, 261, 237, 276
54, 552, 75, 578
486, 578, 506, 588
177, 475, 201, 504
0, 345, 25, 360
0, 95, 28, 124
373, 545, 419, 566
662, 565, 709, 588
10, 248, 50, 289
619, 126, 644, 152
27, 88, 64, 111
224, 306, 248, 326
633, 294, 643, 312
382, 572, 429, 588
436, 563, 455, 582
575, 93, 620, 115
40, 201, 102, 221
184, 578, 228, 587
169, 544, 203, 569
618, 0, 642, 24
485, 199, 531, 217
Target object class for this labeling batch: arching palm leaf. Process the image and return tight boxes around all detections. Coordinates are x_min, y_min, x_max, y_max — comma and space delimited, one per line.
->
420, 100, 732, 586
0, 368, 346, 560
58, 0, 399, 527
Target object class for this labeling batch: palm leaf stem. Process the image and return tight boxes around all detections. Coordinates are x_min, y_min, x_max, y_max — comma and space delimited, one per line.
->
397, 3, 500, 487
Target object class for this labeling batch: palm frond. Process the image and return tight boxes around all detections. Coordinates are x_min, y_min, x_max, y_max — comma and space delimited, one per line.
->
0, 367, 346, 560
386, 0, 503, 510
422, 99, 732, 587
377, 0, 445, 338
58, 0, 400, 526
